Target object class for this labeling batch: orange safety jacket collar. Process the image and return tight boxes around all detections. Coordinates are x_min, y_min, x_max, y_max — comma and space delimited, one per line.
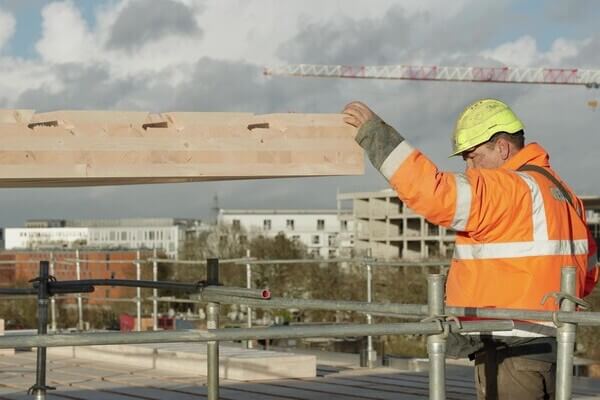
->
501, 143, 550, 171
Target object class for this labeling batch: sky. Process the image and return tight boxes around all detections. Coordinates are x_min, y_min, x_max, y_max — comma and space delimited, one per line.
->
0, 0, 598, 226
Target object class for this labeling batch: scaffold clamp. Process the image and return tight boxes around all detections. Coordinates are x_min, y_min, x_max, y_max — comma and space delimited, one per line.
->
541, 291, 591, 327
420, 315, 462, 338
27, 384, 56, 395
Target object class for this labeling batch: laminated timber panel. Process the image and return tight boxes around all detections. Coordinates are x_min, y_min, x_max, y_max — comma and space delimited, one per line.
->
0, 110, 363, 187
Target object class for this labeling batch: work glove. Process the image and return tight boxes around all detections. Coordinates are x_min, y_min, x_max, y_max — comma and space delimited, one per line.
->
342, 102, 406, 172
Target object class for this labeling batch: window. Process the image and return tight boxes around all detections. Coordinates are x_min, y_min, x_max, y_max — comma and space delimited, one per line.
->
291, 235, 300, 242
317, 219, 325, 231
263, 219, 272, 231
328, 235, 336, 247
340, 220, 348, 231
286, 219, 295, 231
232, 219, 241, 230
120, 231, 127, 241
149, 231, 155, 240
312, 235, 320, 245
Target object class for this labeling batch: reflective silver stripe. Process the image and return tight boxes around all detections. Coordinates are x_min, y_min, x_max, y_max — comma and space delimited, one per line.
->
379, 141, 415, 180
516, 172, 548, 241
450, 173, 472, 231
454, 239, 589, 260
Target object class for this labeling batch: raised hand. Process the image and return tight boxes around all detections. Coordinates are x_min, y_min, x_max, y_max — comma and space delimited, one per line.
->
342, 101, 378, 128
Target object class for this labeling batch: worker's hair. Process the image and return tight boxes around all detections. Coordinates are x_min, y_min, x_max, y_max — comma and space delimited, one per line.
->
486, 130, 525, 150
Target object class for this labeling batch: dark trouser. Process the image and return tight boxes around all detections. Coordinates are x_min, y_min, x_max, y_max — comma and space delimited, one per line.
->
474, 345, 556, 400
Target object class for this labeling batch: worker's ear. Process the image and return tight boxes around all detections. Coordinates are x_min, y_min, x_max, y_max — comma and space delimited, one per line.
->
497, 138, 511, 161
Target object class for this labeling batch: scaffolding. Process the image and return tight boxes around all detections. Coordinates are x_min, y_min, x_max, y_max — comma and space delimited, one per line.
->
0, 259, 598, 400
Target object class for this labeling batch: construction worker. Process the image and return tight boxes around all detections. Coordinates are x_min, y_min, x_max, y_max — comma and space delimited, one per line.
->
343, 99, 598, 400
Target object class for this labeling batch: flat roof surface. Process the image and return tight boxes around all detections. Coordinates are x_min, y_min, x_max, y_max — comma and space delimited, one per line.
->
1, 350, 599, 400
220, 209, 343, 215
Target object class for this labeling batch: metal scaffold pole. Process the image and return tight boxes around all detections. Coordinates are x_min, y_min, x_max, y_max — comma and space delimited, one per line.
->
75, 249, 84, 331
556, 266, 577, 400
136, 250, 142, 332
427, 274, 446, 400
0, 319, 515, 349
364, 251, 376, 368
152, 248, 158, 331
49, 253, 57, 333
206, 258, 220, 400
245, 249, 253, 349
29, 261, 54, 400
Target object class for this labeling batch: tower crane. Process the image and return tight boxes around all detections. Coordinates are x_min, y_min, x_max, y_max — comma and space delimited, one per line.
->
264, 63, 600, 110
264, 63, 600, 88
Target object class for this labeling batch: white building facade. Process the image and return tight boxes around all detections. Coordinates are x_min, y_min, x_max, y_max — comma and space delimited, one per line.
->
3, 218, 204, 258
5, 228, 89, 250
218, 209, 354, 258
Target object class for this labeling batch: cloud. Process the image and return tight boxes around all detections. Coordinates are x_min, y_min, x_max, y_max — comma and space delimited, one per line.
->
480, 35, 586, 67
35, 1, 95, 63
545, 0, 600, 23
277, 6, 413, 65
277, 0, 511, 65
14, 63, 149, 111
481, 36, 539, 66
0, 9, 16, 52
569, 34, 600, 66
106, 0, 202, 51
0, 1, 48, 12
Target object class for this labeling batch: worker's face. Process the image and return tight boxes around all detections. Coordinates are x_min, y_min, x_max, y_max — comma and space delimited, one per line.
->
462, 141, 504, 170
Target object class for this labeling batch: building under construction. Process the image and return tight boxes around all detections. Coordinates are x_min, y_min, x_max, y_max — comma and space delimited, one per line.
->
339, 190, 600, 261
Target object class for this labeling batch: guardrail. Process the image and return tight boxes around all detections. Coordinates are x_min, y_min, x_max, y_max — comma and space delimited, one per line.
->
147, 250, 449, 362
3, 249, 450, 364
1, 259, 598, 400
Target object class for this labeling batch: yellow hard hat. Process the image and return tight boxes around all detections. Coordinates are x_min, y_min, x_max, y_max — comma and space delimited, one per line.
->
450, 99, 524, 157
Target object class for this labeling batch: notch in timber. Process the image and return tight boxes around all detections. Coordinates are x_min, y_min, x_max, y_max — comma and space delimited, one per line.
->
142, 121, 169, 129
142, 113, 171, 130
247, 122, 270, 131
28, 120, 60, 129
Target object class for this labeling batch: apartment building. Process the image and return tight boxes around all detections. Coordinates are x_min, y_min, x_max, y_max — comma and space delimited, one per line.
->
218, 209, 354, 258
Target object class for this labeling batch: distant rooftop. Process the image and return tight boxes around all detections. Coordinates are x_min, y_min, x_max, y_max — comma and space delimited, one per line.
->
220, 209, 351, 215
24, 218, 204, 228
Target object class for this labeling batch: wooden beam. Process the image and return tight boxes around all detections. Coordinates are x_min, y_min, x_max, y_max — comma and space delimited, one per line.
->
0, 110, 363, 187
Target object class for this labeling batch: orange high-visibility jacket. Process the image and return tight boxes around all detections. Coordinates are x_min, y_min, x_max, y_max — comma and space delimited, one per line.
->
376, 139, 598, 313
